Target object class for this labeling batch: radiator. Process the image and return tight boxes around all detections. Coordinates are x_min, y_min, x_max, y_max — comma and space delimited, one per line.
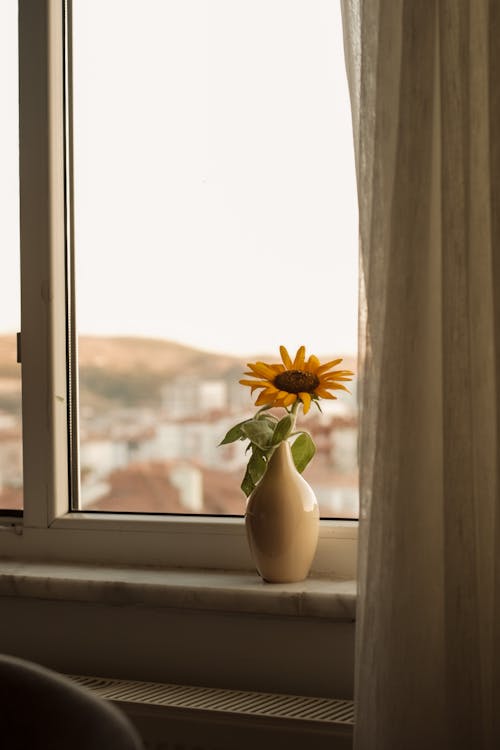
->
68, 674, 354, 750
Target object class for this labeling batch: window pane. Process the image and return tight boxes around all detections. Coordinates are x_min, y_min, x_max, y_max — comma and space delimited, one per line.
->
0, 0, 22, 512
71, 0, 358, 517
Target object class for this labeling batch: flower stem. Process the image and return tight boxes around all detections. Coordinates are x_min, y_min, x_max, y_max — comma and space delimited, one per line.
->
289, 400, 301, 435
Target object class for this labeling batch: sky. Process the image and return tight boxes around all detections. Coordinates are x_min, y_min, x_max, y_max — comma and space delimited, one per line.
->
1, 0, 358, 359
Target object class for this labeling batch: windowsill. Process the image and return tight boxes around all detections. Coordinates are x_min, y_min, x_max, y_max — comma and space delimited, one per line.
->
0, 559, 356, 621
0, 516, 358, 578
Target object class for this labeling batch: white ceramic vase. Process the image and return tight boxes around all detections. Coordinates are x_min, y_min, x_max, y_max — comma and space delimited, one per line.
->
245, 440, 319, 583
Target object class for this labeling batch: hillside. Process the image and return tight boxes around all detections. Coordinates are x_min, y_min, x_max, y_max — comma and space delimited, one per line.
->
77, 335, 244, 408
77, 335, 243, 375
0, 333, 356, 412
0, 334, 246, 411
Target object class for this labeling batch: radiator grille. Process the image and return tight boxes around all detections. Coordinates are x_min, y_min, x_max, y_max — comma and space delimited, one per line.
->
68, 674, 355, 726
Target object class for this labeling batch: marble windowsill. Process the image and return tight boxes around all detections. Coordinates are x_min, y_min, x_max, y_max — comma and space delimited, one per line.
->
0, 560, 356, 621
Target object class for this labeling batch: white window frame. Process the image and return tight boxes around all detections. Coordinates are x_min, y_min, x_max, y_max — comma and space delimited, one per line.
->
1, 0, 357, 579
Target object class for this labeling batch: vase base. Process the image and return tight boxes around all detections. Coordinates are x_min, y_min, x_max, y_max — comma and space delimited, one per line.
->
261, 575, 309, 584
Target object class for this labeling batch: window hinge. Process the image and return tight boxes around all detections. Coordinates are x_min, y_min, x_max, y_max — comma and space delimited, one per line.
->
16, 331, 21, 364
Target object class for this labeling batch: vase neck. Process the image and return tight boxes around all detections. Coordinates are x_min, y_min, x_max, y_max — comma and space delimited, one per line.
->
270, 440, 295, 471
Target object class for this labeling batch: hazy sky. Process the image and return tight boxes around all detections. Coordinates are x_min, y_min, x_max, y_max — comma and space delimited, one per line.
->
1, 0, 358, 359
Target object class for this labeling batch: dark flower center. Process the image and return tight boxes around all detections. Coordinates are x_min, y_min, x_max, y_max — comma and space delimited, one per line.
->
274, 370, 320, 394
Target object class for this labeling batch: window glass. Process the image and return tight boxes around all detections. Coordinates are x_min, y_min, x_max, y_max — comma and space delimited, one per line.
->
0, 0, 23, 512
71, 0, 358, 517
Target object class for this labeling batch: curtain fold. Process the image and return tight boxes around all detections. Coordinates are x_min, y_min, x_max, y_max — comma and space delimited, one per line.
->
341, 1, 500, 747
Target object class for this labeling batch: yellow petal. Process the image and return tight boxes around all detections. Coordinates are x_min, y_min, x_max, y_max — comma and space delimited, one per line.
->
305, 355, 320, 373
247, 362, 278, 380
279, 346, 293, 369
320, 374, 353, 383
299, 391, 312, 414
315, 387, 337, 399
320, 379, 352, 388
316, 358, 343, 375
255, 390, 276, 406
275, 390, 290, 401
275, 390, 297, 407
262, 385, 279, 396
238, 380, 269, 395
324, 383, 350, 392
292, 346, 306, 370
323, 370, 354, 379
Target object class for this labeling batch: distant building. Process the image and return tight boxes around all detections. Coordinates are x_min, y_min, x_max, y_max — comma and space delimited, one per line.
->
79, 436, 129, 507
162, 376, 227, 419
161, 369, 252, 420
75, 363, 360, 516
150, 413, 249, 471
169, 463, 203, 512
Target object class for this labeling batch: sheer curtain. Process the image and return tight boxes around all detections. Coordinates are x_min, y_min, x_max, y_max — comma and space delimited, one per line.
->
341, 1, 500, 747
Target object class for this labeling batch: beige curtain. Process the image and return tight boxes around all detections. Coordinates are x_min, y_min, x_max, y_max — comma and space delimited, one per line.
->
341, 1, 500, 747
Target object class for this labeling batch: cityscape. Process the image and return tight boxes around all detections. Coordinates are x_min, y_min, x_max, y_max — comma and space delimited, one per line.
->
0, 335, 358, 518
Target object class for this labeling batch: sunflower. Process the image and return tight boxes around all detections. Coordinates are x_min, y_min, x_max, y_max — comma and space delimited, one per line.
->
239, 345, 354, 415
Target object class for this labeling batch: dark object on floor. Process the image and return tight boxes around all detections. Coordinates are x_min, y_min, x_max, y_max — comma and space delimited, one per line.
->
0, 653, 143, 749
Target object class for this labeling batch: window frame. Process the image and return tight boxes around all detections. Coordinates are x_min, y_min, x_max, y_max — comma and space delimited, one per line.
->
1, 0, 357, 578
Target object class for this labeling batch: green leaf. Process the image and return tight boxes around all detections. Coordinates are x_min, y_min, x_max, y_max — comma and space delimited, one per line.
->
255, 404, 274, 416
257, 412, 278, 423
247, 448, 267, 485
219, 420, 249, 445
272, 415, 292, 445
241, 466, 255, 497
291, 432, 316, 473
241, 419, 274, 450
